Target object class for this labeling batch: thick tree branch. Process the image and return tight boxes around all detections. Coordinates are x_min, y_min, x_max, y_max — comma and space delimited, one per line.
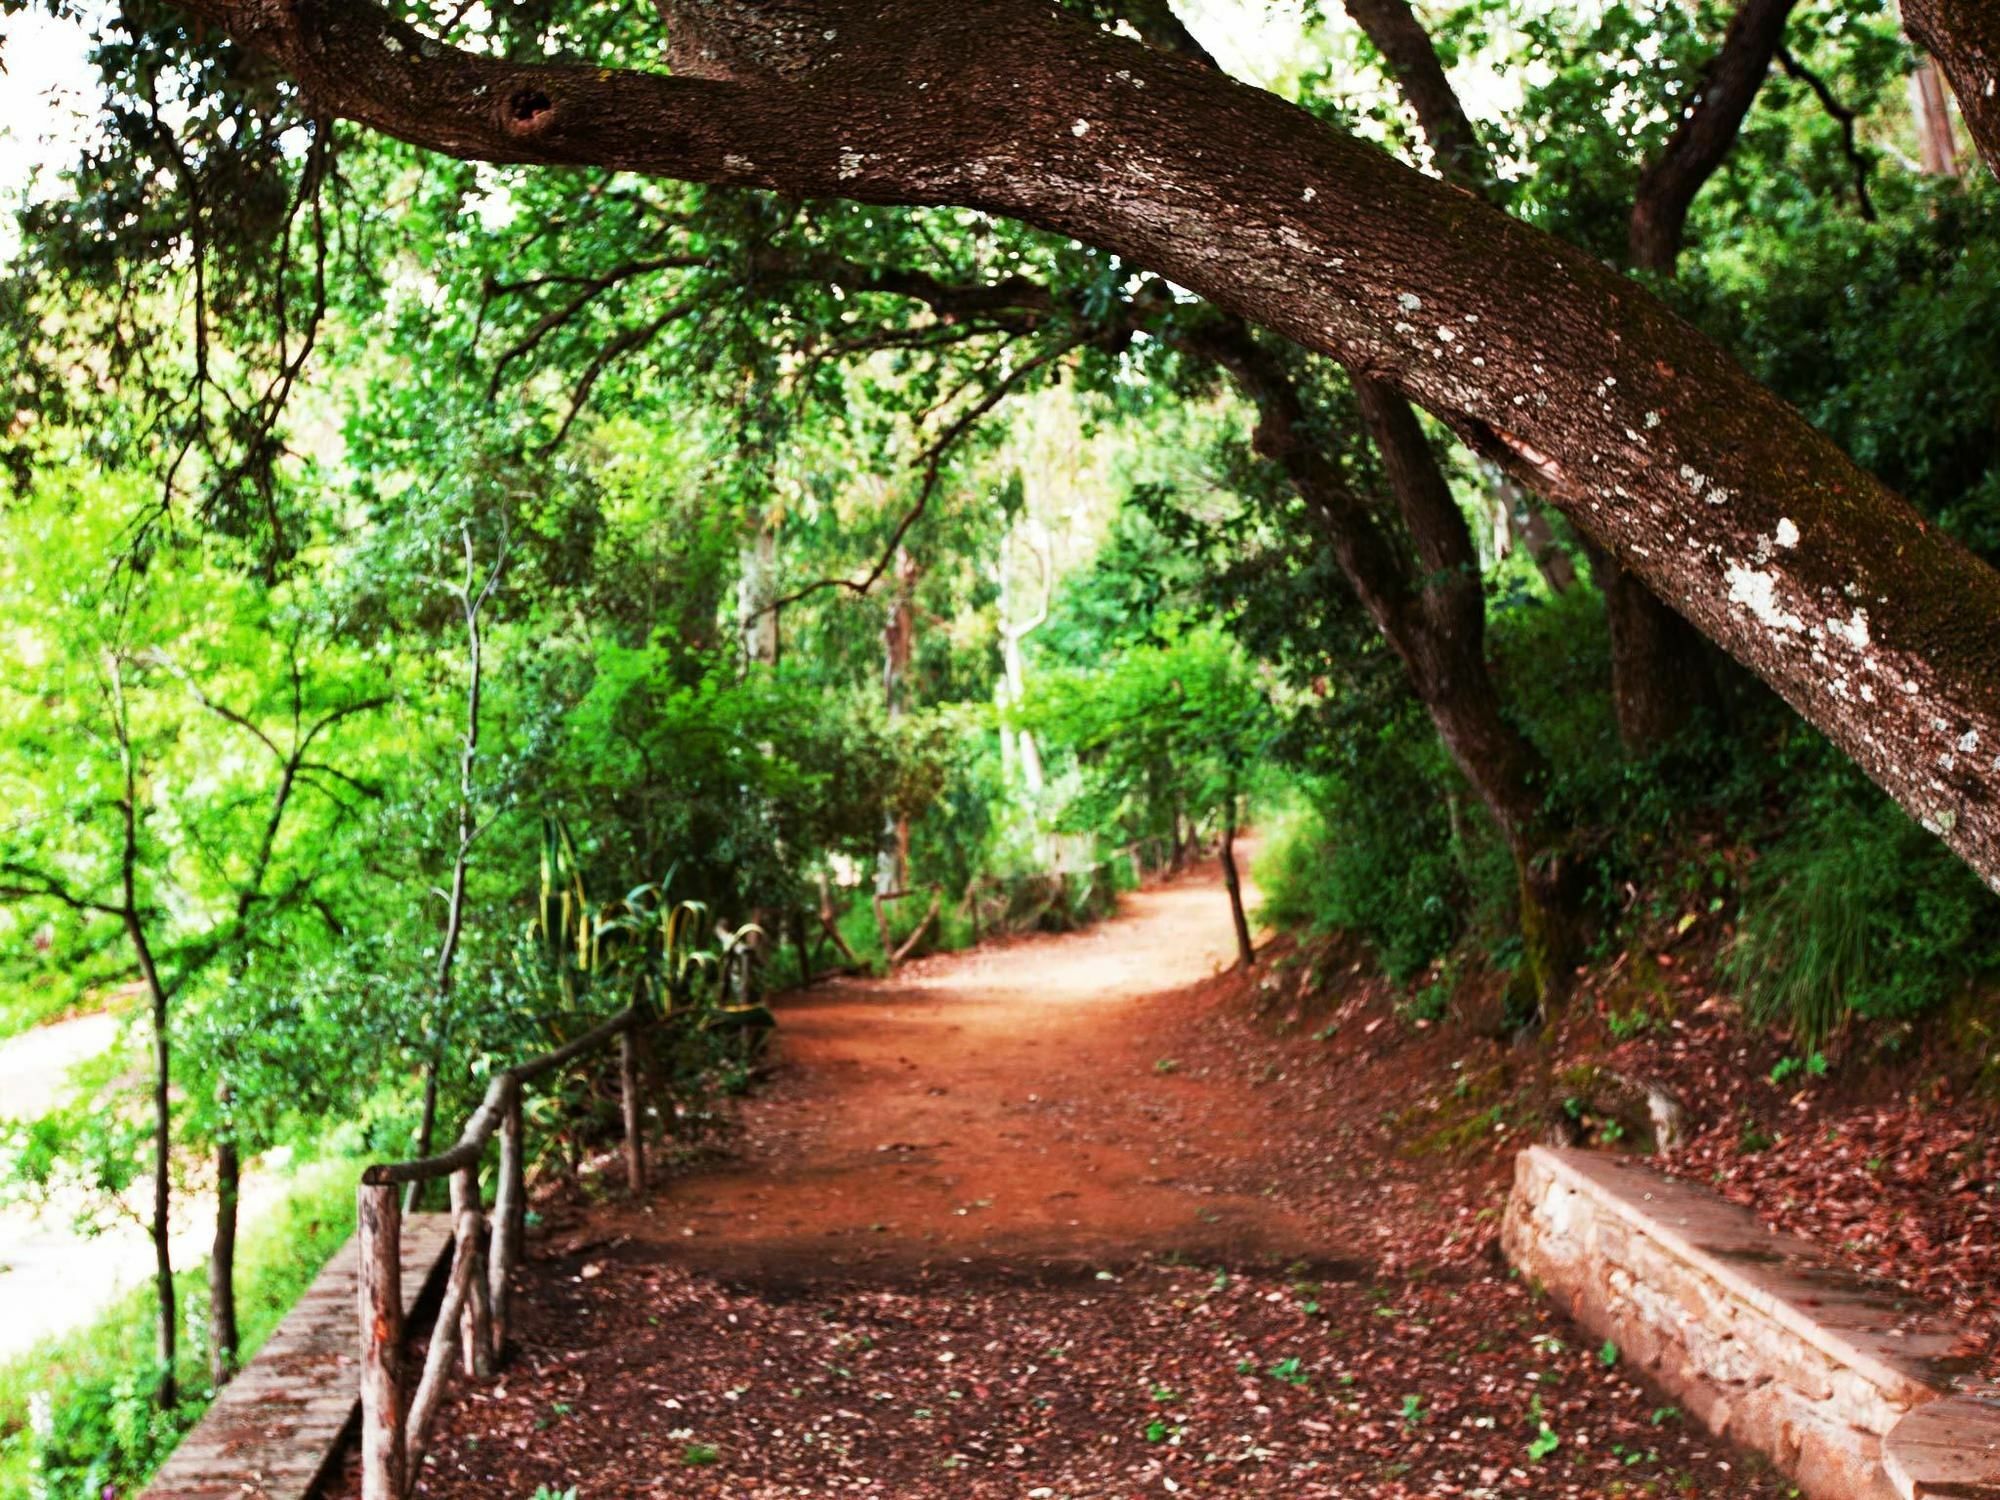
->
160, 0, 2000, 890
1630, 0, 1801, 270
1340, 0, 1491, 190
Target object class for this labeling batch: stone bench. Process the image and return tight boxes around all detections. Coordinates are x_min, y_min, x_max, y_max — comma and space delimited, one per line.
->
1502, 1146, 2000, 1500
143, 1213, 454, 1500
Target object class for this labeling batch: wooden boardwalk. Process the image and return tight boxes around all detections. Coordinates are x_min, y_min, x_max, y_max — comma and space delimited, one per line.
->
143, 1213, 454, 1500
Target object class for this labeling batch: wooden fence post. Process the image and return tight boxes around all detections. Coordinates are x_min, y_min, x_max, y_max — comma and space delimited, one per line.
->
620, 1021, 645, 1196
489, 1081, 523, 1350
405, 1204, 481, 1482
356, 1182, 405, 1500
450, 1166, 495, 1379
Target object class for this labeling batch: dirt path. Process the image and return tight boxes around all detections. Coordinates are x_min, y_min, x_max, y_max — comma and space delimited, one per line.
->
657, 869, 1338, 1285
380, 864, 1793, 1500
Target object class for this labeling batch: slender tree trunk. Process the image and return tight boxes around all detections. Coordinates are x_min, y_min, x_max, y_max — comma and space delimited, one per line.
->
1909, 58, 1963, 175
1499, 482, 1576, 596
209, 1104, 239, 1386
412, 527, 504, 1210
1901, 0, 1998, 178
878, 549, 918, 899
1220, 793, 1254, 969
740, 508, 783, 665
1345, 0, 1724, 758
129, 913, 177, 1408
406, 1035, 444, 1215
1586, 543, 1723, 753
106, 650, 178, 1409
791, 908, 813, 987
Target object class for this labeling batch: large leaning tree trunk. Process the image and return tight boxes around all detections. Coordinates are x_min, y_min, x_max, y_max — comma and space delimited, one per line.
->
1342, 0, 1753, 755
1180, 316, 1583, 1004
158, 0, 2000, 894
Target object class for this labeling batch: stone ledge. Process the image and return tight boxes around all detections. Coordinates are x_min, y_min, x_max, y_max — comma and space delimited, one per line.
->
1503, 1146, 1987, 1500
142, 1213, 454, 1500
1884, 1395, 2000, 1498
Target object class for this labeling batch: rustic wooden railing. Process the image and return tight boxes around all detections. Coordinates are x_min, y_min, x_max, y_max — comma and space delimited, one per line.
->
354, 1003, 649, 1500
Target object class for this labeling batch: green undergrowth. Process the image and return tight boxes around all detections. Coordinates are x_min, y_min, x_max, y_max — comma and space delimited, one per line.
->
1255, 580, 2000, 1055
1725, 777, 2000, 1048
0, 1155, 360, 1499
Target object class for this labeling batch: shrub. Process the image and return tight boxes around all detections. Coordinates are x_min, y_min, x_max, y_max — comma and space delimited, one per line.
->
1726, 787, 2000, 1046
1255, 730, 1490, 983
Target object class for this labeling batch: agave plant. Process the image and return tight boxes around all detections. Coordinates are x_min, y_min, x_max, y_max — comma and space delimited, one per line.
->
520, 815, 747, 1022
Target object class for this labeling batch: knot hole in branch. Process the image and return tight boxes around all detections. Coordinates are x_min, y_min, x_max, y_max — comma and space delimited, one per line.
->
506, 89, 555, 132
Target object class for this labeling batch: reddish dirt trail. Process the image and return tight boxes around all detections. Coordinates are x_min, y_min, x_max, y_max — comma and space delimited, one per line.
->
657, 869, 1337, 1283
374, 863, 1793, 1499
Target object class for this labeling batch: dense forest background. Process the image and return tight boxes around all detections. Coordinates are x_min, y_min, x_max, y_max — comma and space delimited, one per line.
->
1, 0, 1998, 1492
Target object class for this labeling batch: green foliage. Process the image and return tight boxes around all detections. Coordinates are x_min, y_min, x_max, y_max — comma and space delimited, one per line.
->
1254, 689, 1509, 982
1727, 781, 2000, 1046
1024, 620, 1277, 853
0, 1158, 359, 1497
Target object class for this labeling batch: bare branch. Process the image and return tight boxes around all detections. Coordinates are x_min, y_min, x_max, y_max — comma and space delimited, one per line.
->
1775, 46, 1878, 221
0, 864, 127, 918
485, 255, 708, 396
544, 296, 705, 449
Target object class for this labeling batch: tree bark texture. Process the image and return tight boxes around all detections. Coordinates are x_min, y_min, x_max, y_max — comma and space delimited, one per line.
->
1904, 0, 2000, 178
157, 0, 2000, 893
357, 1183, 405, 1500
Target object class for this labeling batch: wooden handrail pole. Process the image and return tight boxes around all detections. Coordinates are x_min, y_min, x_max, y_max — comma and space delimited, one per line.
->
620, 1020, 645, 1197
489, 1080, 523, 1350
356, 1183, 405, 1500
450, 1166, 495, 1378
404, 1211, 479, 1490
